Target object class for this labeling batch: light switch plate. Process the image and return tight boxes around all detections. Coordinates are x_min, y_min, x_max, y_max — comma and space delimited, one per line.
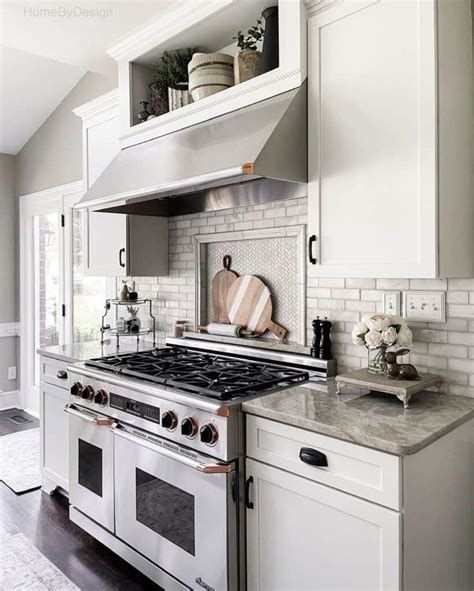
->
383, 291, 401, 316
403, 291, 446, 323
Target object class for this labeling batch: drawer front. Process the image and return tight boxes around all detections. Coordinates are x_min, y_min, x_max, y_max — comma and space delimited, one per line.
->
40, 356, 70, 390
246, 415, 401, 510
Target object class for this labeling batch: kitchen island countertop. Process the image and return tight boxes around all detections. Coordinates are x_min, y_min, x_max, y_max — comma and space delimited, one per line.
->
243, 379, 474, 455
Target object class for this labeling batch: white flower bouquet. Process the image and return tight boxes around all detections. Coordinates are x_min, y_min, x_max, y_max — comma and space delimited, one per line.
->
351, 314, 413, 374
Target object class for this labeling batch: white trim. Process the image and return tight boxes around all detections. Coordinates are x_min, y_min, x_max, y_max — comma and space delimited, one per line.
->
0, 390, 21, 411
107, 0, 234, 62
194, 225, 306, 344
73, 89, 119, 122
0, 322, 20, 338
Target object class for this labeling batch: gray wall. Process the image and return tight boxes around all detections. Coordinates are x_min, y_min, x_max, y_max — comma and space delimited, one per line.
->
16, 70, 117, 196
0, 153, 18, 393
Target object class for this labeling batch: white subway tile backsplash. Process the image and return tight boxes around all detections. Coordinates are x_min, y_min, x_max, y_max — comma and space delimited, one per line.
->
130, 196, 474, 398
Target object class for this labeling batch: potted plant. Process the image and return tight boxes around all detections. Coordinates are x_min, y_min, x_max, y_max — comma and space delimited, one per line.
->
149, 48, 196, 116
351, 313, 413, 375
233, 18, 264, 84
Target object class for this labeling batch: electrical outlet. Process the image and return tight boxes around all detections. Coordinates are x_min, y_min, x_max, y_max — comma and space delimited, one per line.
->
383, 291, 401, 316
8, 366, 17, 380
403, 291, 446, 323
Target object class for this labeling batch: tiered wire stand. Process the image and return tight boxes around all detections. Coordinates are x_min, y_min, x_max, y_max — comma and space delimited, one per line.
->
100, 299, 156, 349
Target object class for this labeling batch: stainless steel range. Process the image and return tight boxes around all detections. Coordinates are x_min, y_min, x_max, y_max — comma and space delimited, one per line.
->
65, 337, 335, 591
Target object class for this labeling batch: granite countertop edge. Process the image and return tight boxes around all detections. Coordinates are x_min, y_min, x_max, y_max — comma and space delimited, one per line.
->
242, 397, 474, 457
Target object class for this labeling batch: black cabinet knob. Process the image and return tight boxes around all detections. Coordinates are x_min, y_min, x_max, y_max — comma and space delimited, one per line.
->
57, 370, 68, 380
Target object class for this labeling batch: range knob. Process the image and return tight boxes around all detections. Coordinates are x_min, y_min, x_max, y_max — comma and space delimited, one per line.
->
200, 423, 218, 446
161, 411, 178, 431
70, 382, 83, 398
81, 385, 95, 402
94, 389, 108, 407
181, 416, 198, 439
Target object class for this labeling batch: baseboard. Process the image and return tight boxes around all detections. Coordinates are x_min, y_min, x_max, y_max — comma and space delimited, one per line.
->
23, 407, 40, 419
0, 390, 21, 410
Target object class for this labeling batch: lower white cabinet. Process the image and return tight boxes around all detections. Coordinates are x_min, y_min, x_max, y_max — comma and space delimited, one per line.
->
40, 356, 69, 494
246, 458, 400, 591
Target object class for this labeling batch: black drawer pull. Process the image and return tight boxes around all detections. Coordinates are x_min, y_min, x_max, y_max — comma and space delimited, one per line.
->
245, 476, 254, 509
299, 447, 328, 467
57, 370, 68, 380
308, 234, 317, 265
119, 247, 125, 268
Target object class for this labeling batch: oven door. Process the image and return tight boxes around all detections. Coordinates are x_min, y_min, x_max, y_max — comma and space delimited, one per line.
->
113, 424, 237, 591
65, 403, 115, 532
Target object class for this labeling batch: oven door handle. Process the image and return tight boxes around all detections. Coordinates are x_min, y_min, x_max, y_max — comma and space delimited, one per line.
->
64, 403, 116, 427
112, 424, 235, 474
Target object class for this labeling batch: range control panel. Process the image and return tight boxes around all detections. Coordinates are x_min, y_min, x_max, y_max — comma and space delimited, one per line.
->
110, 393, 160, 423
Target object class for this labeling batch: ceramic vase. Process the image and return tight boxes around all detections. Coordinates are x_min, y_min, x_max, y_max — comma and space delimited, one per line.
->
188, 52, 234, 102
168, 82, 192, 111
261, 6, 279, 74
234, 49, 261, 84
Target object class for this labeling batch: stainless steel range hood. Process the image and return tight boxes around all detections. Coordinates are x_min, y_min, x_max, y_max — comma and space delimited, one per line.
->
76, 83, 307, 216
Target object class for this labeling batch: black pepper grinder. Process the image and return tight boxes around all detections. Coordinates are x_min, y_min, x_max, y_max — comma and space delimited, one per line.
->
320, 318, 333, 360
310, 317, 322, 358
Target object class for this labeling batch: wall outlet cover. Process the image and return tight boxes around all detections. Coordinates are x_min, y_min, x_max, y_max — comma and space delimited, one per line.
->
383, 291, 401, 316
8, 366, 17, 380
403, 291, 446, 323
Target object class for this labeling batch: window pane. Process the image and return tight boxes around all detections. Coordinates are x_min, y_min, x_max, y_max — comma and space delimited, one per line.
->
136, 468, 195, 555
72, 210, 112, 343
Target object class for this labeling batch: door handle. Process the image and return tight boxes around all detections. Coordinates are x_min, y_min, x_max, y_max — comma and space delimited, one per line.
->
64, 403, 116, 426
245, 476, 254, 509
299, 447, 328, 467
308, 235, 317, 265
119, 247, 125, 268
57, 370, 68, 380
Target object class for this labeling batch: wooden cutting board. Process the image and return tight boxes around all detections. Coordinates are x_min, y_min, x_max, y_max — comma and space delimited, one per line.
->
226, 275, 287, 341
211, 255, 238, 323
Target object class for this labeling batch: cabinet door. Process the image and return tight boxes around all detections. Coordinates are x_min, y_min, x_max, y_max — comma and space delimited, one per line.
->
84, 115, 127, 276
40, 382, 69, 493
246, 459, 400, 591
307, 0, 437, 278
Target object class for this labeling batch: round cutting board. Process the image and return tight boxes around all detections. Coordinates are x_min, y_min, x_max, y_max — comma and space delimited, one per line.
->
226, 275, 287, 341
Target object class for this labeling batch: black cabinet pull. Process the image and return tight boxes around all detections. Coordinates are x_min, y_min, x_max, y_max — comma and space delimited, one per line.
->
299, 447, 328, 467
57, 370, 68, 380
119, 248, 125, 268
245, 476, 254, 509
308, 235, 317, 264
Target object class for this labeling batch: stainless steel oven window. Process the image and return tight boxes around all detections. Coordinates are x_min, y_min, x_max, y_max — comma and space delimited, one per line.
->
78, 439, 103, 497
135, 468, 195, 556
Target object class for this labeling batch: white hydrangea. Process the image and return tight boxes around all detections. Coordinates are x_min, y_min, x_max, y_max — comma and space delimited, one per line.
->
351, 322, 368, 345
381, 326, 397, 346
362, 314, 391, 332
365, 329, 383, 349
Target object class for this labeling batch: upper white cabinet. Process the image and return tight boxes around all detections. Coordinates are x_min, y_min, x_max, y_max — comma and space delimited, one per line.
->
107, 0, 307, 149
74, 91, 168, 277
307, 0, 473, 278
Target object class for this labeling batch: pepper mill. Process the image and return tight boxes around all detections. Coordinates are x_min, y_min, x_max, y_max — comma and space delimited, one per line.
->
319, 318, 333, 360
310, 317, 322, 358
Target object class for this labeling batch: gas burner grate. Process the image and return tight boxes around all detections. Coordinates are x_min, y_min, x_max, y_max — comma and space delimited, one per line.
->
86, 347, 309, 400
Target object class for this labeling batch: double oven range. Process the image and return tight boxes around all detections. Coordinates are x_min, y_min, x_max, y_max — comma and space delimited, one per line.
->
65, 337, 335, 591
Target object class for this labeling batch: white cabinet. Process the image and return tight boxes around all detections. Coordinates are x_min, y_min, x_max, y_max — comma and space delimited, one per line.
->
307, 0, 473, 278
74, 90, 169, 277
39, 356, 70, 494
246, 458, 400, 591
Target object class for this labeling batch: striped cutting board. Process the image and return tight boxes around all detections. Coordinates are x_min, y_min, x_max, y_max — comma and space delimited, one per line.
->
226, 275, 287, 341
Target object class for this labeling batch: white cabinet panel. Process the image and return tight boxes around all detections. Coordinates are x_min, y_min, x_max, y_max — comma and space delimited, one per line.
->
87, 117, 120, 186
85, 209, 127, 277
40, 380, 69, 493
246, 458, 400, 591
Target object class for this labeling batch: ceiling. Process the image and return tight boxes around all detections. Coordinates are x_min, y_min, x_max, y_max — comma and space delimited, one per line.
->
0, 0, 175, 154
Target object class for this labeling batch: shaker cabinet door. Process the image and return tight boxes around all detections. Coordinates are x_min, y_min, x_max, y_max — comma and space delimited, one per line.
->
246, 459, 400, 591
307, 0, 437, 278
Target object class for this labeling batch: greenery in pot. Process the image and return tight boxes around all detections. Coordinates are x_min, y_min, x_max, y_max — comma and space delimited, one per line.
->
232, 19, 265, 84
150, 48, 197, 115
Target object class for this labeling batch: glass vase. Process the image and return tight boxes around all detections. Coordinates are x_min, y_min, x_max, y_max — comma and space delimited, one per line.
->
367, 347, 387, 375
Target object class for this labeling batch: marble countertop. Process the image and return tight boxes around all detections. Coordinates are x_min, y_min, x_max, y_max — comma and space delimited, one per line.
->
243, 379, 474, 456
37, 339, 157, 364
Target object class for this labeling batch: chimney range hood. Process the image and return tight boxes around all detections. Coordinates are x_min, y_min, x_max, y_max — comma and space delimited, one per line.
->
75, 83, 307, 217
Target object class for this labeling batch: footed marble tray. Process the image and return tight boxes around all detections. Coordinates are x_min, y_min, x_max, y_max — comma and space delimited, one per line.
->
335, 369, 443, 408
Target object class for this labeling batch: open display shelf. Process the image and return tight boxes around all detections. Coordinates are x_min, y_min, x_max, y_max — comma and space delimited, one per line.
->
100, 298, 156, 348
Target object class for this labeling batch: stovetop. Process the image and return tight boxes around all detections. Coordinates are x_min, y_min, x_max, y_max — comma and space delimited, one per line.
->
85, 346, 309, 400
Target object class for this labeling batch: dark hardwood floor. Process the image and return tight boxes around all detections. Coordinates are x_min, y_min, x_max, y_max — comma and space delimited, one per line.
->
0, 409, 161, 591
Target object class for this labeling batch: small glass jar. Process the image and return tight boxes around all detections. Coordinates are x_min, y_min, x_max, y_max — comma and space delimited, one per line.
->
367, 347, 387, 375
173, 320, 187, 338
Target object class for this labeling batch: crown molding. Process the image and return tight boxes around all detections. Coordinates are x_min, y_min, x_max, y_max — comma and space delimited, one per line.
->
73, 89, 119, 121
305, 0, 343, 17
107, 0, 234, 62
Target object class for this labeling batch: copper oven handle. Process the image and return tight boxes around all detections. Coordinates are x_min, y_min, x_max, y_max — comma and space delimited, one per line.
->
64, 403, 116, 427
